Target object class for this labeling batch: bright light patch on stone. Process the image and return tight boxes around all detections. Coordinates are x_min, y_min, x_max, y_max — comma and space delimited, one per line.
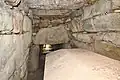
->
43, 44, 52, 51
114, 10, 120, 13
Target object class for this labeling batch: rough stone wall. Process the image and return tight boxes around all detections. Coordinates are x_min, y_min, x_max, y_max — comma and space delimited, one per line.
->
0, 1, 32, 80
33, 16, 70, 45
68, 0, 120, 61
12, 0, 120, 79
31, 0, 120, 61
26, 0, 86, 9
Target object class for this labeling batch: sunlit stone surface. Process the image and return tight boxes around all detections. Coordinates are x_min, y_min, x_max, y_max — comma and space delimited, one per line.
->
44, 49, 120, 80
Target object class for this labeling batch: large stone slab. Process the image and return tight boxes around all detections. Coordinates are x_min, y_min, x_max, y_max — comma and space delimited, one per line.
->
96, 32, 120, 46
23, 16, 32, 33
0, 9, 13, 32
72, 33, 95, 43
44, 49, 120, 80
71, 39, 94, 51
27, 0, 85, 9
82, 0, 120, 20
0, 33, 31, 80
0, 9, 27, 34
34, 25, 69, 44
0, 14, 32, 80
112, 0, 120, 9
82, 0, 112, 20
83, 13, 120, 32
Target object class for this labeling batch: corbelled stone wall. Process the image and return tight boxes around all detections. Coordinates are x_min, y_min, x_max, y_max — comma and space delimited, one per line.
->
0, 1, 32, 80
30, 0, 120, 62
68, 0, 120, 61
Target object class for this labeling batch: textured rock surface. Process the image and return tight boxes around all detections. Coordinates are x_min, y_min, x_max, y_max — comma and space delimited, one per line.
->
34, 25, 69, 44
31, 0, 120, 61
68, 17, 83, 32
112, 0, 120, 9
72, 33, 95, 43
71, 39, 94, 51
0, 8, 12, 32
27, 45, 41, 80
44, 49, 120, 80
95, 40, 120, 61
66, 0, 120, 60
82, 0, 112, 20
96, 32, 120, 46
26, 0, 85, 9
83, 13, 120, 32
0, 4, 32, 80
5, 0, 21, 7
28, 45, 40, 72
1, 0, 120, 80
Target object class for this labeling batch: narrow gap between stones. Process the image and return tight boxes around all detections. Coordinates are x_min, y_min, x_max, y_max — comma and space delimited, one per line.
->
28, 43, 69, 80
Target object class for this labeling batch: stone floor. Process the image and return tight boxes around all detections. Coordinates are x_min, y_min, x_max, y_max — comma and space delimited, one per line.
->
44, 49, 120, 80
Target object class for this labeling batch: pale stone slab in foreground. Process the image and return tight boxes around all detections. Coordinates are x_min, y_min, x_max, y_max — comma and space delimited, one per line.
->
44, 49, 120, 80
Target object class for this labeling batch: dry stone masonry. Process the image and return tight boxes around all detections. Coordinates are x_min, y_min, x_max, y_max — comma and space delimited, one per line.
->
32, 0, 120, 61
0, 0, 32, 80
0, 0, 120, 80
68, 0, 120, 61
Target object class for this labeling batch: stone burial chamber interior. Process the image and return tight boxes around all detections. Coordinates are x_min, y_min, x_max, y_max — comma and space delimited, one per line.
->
0, 0, 120, 80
